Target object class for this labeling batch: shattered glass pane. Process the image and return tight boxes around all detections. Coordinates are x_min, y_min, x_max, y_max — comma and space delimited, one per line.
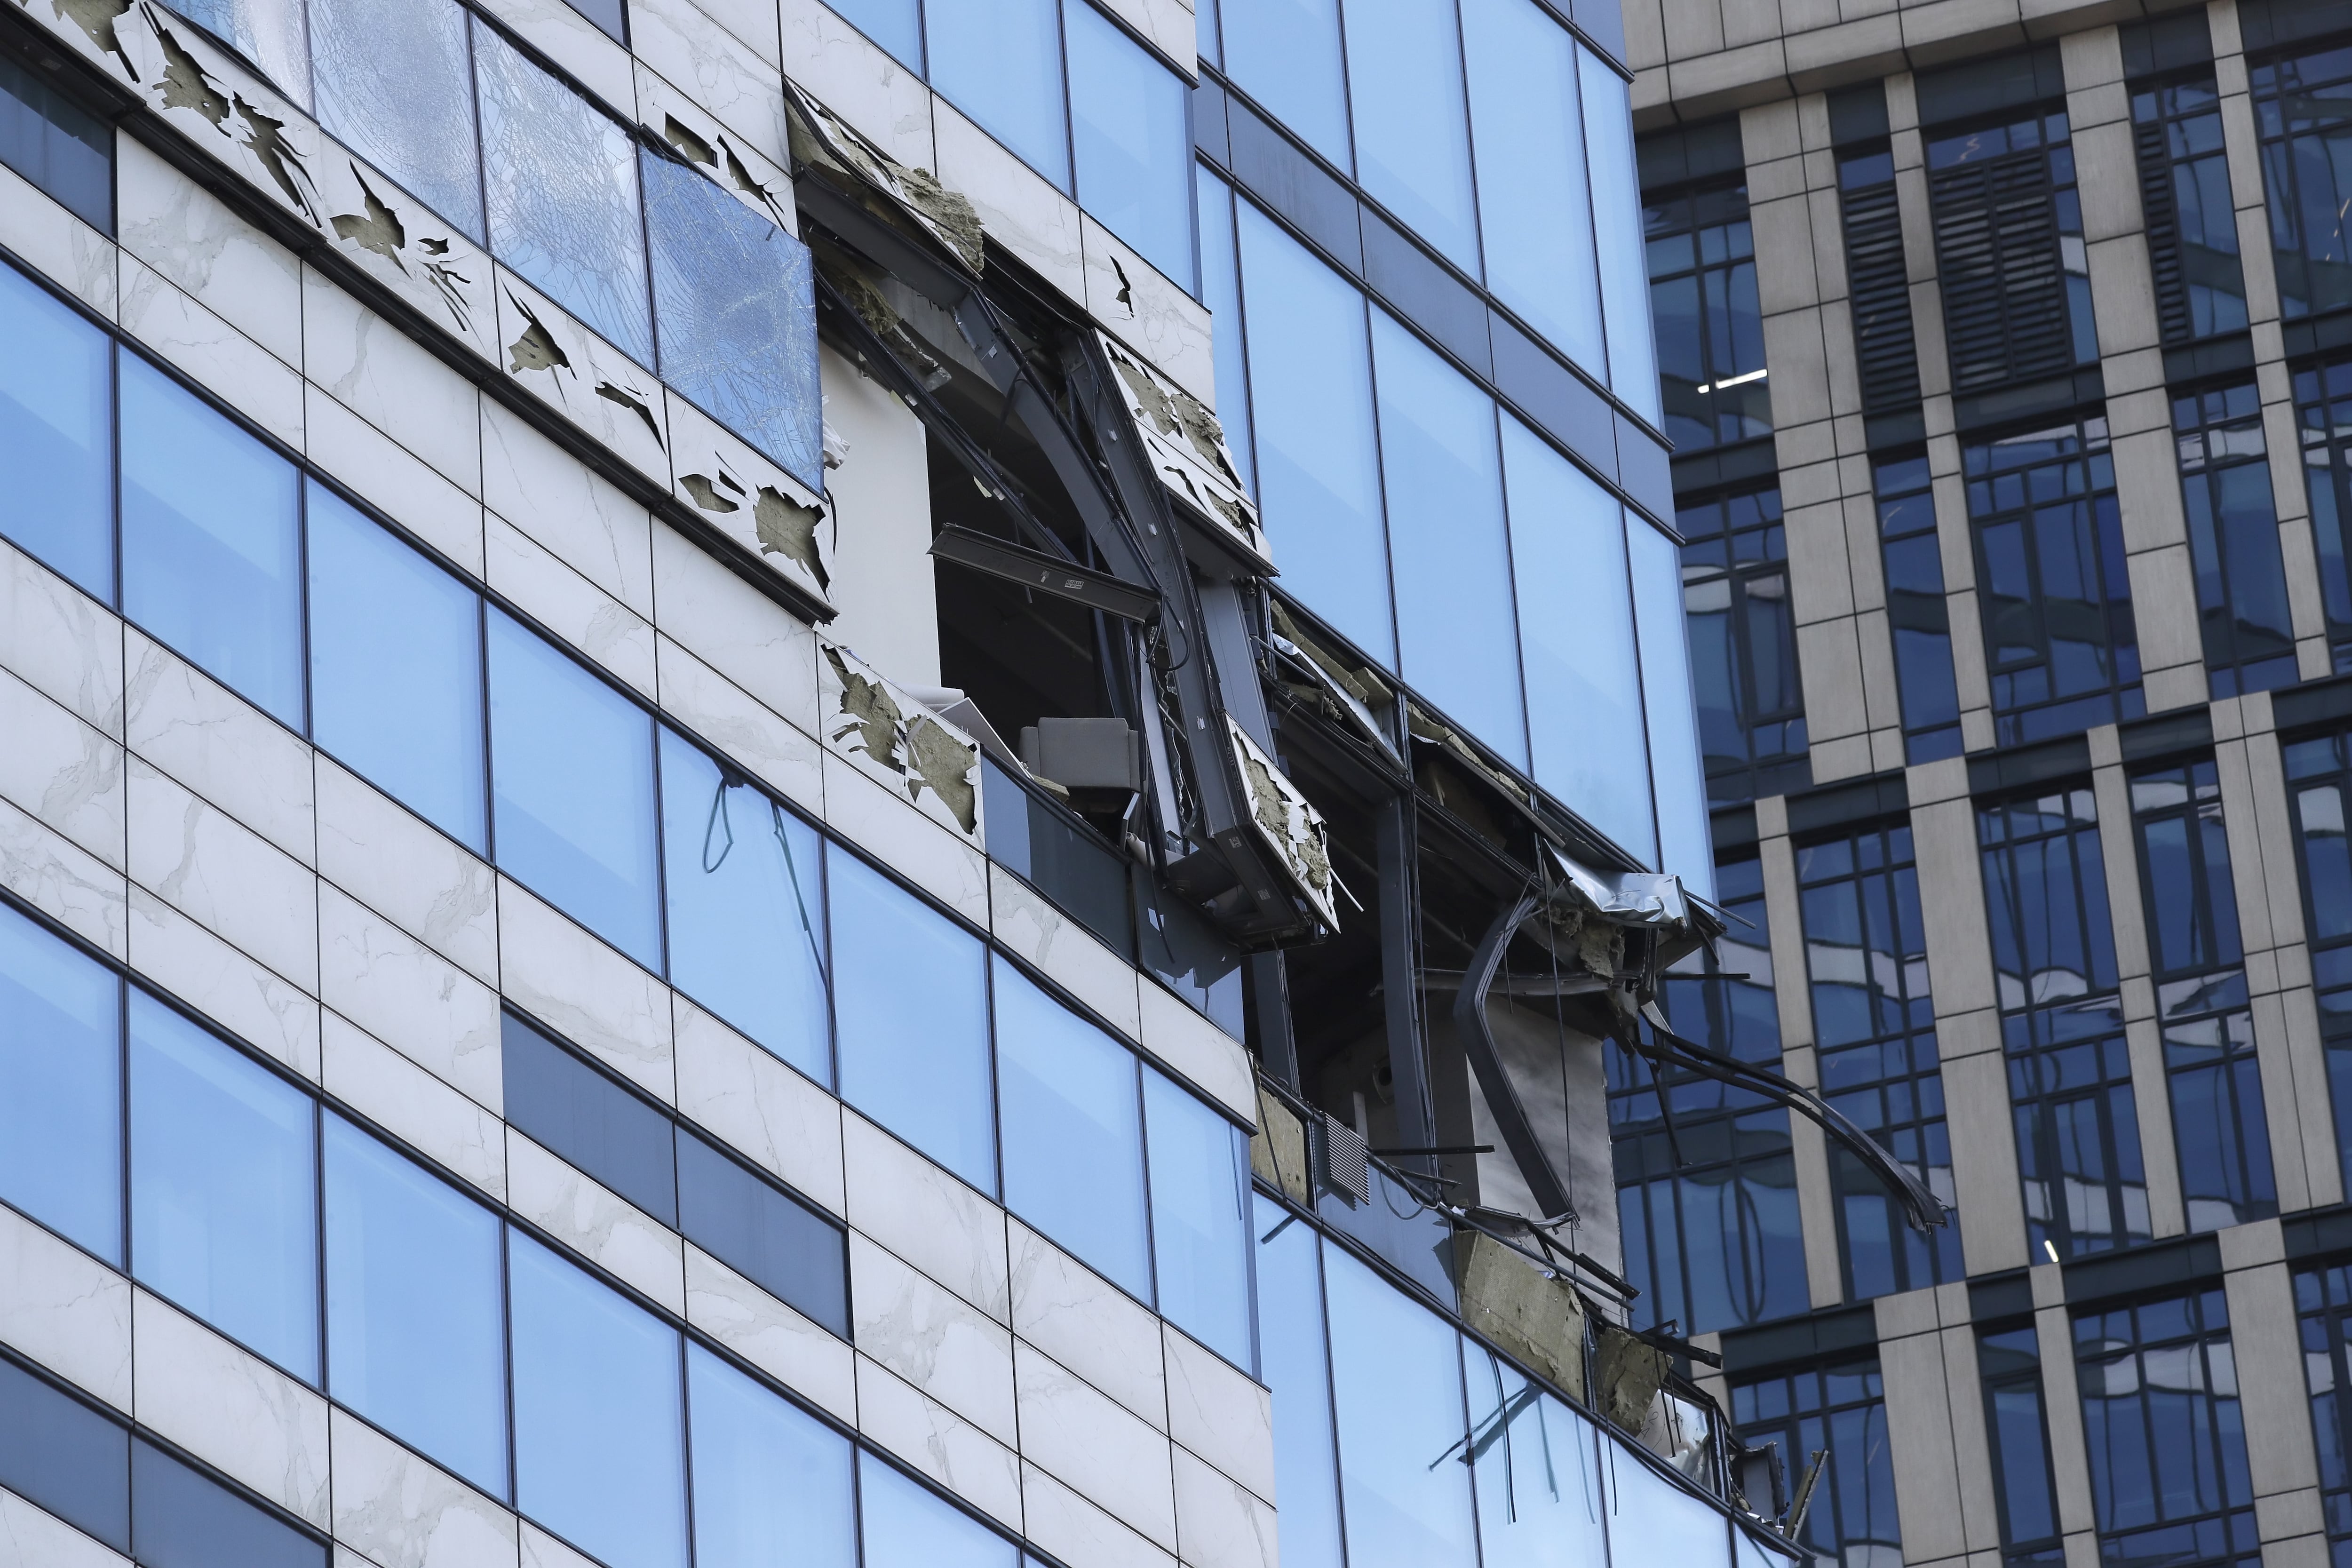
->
165, 0, 310, 109
475, 21, 652, 365
641, 152, 824, 490
310, 0, 483, 241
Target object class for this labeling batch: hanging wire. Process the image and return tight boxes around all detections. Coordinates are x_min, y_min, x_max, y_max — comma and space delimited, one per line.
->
699, 770, 831, 994
771, 799, 830, 993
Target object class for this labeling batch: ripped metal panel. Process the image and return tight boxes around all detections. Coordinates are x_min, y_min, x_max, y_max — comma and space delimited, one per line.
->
308, 0, 479, 239
312, 146, 497, 358
493, 268, 673, 488
785, 83, 984, 275
667, 391, 833, 610
1226, 718, 1338, 931
1096, 331, 1269, 572
818, 642, 985, 845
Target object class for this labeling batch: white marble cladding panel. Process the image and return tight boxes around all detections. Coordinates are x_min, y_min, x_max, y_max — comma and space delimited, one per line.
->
489, 270, 672, 493
473, 0, 636, 111
780, 0, 938, 171
851, 1233, 1018, 1443
303, 266, 485, 498
317, 882, 502, 1109
990, 865, 1142, 1041
1014, 1341, 1178, 1549
664, 391, 832, 608
1096, 0, 1199, 79
1162, 1324, 1276, 1504
132, 1289, 331, 1528
1138, 979, 1256, 1126
673, 996, 845, 1214
1022, 1461, 1177, 1568
820, 756, 989, 927
654, 635, 824, 811
307, 145, 501, 366
480, 399, 656, 618
0, 1483, 128, 1567
323, 1012, 506, 1202
852, 1355, 1025, 1529
0, 793, 132, 960
816, 645, 984, 849
0, 543, 123, 736
125, 759, 318, 991
519, 1518, 601, 1568
649, 520, 823, 737
306, 390, 488, 579
313, 759, 501, 989
685, 1244, 857, 1423
633, 64, 797, 235
486, 514, 658, 696
328, 1407, 519, 1568
1173, 1445, 1279, 1568
629, 0, 789, 167
114, 137, 303, 366
123, 629, 314, 866
494, 876, 675, 1102
1008, 1220, 1168, 1431
0, 664, 124, 870
505, 1131, 687, 1315
0, 151, 115, 318
842, 1113, 1011, 1322
0, 1202, 133, 1411
1082, 216, 1214, 407
932, 101, 1084, 303
126, 886, 321, 1081
119, 255, 304, 447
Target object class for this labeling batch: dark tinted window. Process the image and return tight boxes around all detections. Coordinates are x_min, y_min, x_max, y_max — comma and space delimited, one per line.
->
677, 1130, 849, 1338
501, 1013, 677, 1225
0, 49, 112, 233
0, 1353, 129, 1551
133, 1439, 326, 1568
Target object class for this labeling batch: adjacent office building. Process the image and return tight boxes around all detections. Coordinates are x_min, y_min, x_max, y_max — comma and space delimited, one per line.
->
1617, 0, 2352, 1565
0, 3, 1832, 1568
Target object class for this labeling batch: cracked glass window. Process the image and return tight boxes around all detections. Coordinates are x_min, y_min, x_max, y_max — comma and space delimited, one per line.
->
309, 0, 484, 241
475, 20, 652, 364
641, 152, 824, 491
120, 351, 305, 728
658, 728, 832, 1084
166, 0, 310, 109
0, 261, 112, 602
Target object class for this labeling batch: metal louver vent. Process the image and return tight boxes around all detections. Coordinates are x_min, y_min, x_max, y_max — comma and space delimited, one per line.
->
2134, 117, 2194, 345
1930, 149, 2072, 390
1840, 178, 1922, 410
1319, 1114, 1369, 1204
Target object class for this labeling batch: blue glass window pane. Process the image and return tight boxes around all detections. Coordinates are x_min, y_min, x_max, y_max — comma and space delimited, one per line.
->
927, 0, 1068, 188
858, 1451, 1017, 1568
0, 255, 111, 601
1145, 1071, 1251, 1367
1464, 1345, 1604, 1568
1342, 0, 1479, 272
1068, 4, 1194, 289
1373, 312, 1525, 767
120, 353, 304, 726
487, 609, 661, 968
686, 1344, 855, 1568
509, 1234, 688, 1568
129, 993, 318, 1379
1195, 172, 1252, 490
1632, 519, 1710, 896
642, 152, 825, 490
323, 1114, 507, 1496
677, 1132, 849, 1337
1254, 1194, 1342, 1568
829, 847, 995, 1191
1579, 47, 1660, 423
831, 0, 920, 67
0, 51, 114, 233
1236, 203, 1394, 665
308, 482, 485, 849
474, 21, 652, 364
133, 1437, 326, 1568
0, 902, 120, 1261
995, 956, 1149, 1296
659, 731, 831, 1083
1322, 1243, 1476, 1568
1505, 419, 1653, 861
1605, 1444, 1732, 1568
164, 0, 309, 109
501, 1011, 677, 1225
0, 1354, 129, 1552
309, 0, 483, 241
1460, 0, 1603, 370
1222, 0, 1350, 172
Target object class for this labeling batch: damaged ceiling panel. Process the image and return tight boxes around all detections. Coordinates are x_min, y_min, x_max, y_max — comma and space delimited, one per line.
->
1098, 332, 1270, 573
820, 642, 985, 844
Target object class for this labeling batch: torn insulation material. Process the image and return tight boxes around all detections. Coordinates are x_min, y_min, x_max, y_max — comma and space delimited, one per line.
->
1227, 719, 1339, 930
753, 486, 829, 593
1097, 333, 1269, 571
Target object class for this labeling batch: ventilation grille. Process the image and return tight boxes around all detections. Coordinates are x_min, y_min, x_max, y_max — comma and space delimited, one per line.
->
1319, 1114, 1368, 1204
2135, 117, 2193, 345
1930, 149, 2073, 390
1841, 178, 1922, 410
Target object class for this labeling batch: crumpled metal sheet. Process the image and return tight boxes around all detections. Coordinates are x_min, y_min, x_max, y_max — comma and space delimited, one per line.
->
1096, 332, 1270, 571
1549, 845, 1693, 929
1226, 718, 1338, 931
785, 84, 985, 274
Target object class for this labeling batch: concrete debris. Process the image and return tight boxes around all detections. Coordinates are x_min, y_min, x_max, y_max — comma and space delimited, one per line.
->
819, 255, 949, 390
1227, 718, 1339, 930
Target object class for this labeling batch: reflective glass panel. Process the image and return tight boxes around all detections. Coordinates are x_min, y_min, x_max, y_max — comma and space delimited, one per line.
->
659, 729, 831, 1082
0, 1354, 129, 1552
1373, 311, 1525, 767
129, 993, 318, 1379
1237, 203, 1393, 664
165, 0, 309, 108
509, 1234, 688, 1568
1067, 3, 1194, 289
308, 0, 482, 239
1605, 1449, 1732, 1568
323, 1114, 508, 1496
1461, 0, 1602, 368
1255, 1194, 1342, 1568
1580, 48, 1660, 421
501, 1011, 676, 1224
0, 260, 111, 599
1632, 518, 1711, 896
487, 609, 661, 968
927, 0, 1068, 187
677, 1131, 849, 1338
1504, 419, 1653, 860
1342, 0, 1479, 271
686, 1345, 855, 1568
994, 955, 1149, 1296
1196, 172, 1252, 488
0, 902, 121, 1261
1145, 1070, 1251, 1367
858, 1451, 1018, 1568
1464, 1344, 1604, 1568
308, 481, 486, 849
133, 1437, 326, 1568
830, 846, 995, 1191
1222, 0, 1350, 171
832, 0, 920, 67
120, 353, 305, 727
0, 51, 114, 233
642, 152, 824, 489
474, 21, 652, 363
1322, 1242, 1476, 1568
